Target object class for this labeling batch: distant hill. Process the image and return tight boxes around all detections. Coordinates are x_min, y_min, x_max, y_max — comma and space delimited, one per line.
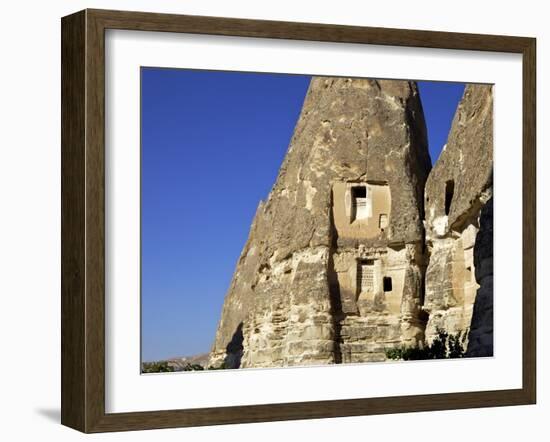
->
165, 352, 210, 371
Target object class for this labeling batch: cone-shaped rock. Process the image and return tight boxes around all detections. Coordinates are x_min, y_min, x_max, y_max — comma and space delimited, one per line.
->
423, 84, 493, 348
209, 77, 431, 368
466, 197, 494, 356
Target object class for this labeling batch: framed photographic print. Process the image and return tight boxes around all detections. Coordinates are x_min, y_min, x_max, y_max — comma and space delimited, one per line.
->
61, 9, 536, 433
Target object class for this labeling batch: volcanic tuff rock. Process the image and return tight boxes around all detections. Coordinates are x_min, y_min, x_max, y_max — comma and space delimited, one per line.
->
209, 79, 494, 368
423, 84, 493, 350
209, 77, 431, 368
466, 197, 494, 357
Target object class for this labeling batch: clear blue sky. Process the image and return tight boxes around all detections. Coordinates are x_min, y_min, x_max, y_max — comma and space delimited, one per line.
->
141, 68, 465, 362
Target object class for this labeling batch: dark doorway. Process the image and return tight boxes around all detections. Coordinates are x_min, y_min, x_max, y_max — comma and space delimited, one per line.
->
445, 180, 455, 215
383, 276, 393, 292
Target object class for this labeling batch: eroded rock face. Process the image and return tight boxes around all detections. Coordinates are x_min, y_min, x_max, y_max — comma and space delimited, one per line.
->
209, 77, 431, 368
466, 198, 494, 357
209, 80, 494, 368
423, 84, 493, 348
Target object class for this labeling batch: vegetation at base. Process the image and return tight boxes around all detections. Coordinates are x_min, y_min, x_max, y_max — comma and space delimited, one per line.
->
142, 332, 469, 372
385, 329, 468, 361
141, 361, 174, 373
141, 360, 230, 373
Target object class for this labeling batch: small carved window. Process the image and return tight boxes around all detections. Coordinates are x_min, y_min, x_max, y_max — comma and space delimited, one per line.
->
445, 180, 455, 215
352, 186, 368, 221
358, 260, 375, 293
383, 277, 392, 292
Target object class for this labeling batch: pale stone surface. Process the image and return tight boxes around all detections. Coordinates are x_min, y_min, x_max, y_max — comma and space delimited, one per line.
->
209, 80, 493, 368
424, 84, 493, 230
209, 77, 430, 367
423, 84, 493, 350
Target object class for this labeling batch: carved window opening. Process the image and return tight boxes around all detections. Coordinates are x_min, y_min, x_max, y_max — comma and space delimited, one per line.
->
445, 180, 455, 215
358, 259, 375, 293
383, 277, 392, 292
352, 186, 368, 221
465, 266, 472, 282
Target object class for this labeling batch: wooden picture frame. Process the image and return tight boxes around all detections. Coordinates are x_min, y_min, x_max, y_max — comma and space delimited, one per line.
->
61, 8, 536, 433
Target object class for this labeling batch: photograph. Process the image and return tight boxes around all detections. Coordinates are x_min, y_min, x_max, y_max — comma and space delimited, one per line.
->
0, 0, 542, 437
54, 5, 537, 435
140, 69, 494, 373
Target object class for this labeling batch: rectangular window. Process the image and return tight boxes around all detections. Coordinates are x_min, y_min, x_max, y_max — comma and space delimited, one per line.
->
358, 259, 375, 293
383, 276, 392, 292
352, 186, 368, 221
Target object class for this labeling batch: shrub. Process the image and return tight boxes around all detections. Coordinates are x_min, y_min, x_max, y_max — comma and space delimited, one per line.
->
385, 329, 467, 361
141, 361, 175, 373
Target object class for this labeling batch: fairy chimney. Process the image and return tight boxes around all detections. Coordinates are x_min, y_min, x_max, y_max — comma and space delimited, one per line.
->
423, 84, 493, 351
209, 77, 432, 368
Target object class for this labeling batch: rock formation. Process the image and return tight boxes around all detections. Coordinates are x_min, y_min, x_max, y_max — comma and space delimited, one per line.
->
209, 77, 431, 368
423, 84, 493, 350
208, 79, 494, 368
466, 197, 494, 356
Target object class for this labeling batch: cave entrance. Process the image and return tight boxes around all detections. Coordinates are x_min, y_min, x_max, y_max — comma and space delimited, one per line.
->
445, 180, 455, 215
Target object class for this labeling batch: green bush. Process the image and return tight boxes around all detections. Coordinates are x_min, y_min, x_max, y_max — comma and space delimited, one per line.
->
141, 361, 175, 373
385, 329, 468, 361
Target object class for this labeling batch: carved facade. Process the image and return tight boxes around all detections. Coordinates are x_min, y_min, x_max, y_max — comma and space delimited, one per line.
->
423, 84, 493, 353
208, 78, 493, 369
